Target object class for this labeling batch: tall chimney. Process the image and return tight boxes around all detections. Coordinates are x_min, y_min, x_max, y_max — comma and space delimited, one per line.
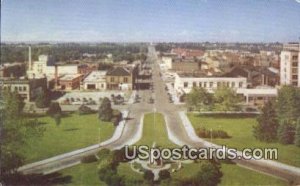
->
55, 64, 58, 89
28, 46, 32, 70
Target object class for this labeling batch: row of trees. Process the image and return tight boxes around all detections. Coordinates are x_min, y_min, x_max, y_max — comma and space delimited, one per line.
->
1, 43, 147, 63
0, 90, 44, 182
186, 86, 242, 112
254, 86, 300, 146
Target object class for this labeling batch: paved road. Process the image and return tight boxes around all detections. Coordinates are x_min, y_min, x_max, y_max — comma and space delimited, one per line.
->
18, 50, 156, 175
19, 45, 300, 185
148, 45, 300, 184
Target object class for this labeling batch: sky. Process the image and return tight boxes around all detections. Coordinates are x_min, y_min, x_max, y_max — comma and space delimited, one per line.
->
1, 0, 300, 42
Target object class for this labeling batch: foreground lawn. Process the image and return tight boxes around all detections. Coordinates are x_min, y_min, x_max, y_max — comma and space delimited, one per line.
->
220, 163, 286, 186
172, 162, 285, 185
53, 113, 287, 186
188, 113, 300, 167
23, 113, 115, 163
136, 113, 177, 148
57, 161, 286, 186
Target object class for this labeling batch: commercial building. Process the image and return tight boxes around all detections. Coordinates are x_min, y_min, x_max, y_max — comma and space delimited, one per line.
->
106, 67, 133, 90
0, 63, 25, 78
280, 43, 300, 87
27, 54, 78, 79
59, 74, 83, 91
83, 71, 107, 90
174, 73, 247, 94
0, 77, 47, 102
171, 48, 204, 59
224, 66, 279, 88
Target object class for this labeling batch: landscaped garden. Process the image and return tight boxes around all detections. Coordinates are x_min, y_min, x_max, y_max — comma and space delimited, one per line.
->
23, 113, 115, 163
54, 112, 288, 186
188, 113, 300, 167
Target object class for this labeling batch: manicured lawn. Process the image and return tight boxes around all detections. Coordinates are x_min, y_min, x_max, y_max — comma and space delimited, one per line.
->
57, 162, 106, 186
52, 113, 288, 186
188, 113, 300, 167
23, 113, 115, 163
172, 161, 285, 185
220, 163, 286, 186
136, 113, 177, 148
57, 161, 286, 186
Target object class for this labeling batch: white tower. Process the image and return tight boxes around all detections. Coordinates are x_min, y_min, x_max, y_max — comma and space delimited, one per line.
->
28, 46, 32, 70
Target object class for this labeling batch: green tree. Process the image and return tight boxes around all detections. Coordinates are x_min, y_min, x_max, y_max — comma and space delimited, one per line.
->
214, 86, 240, 111
187, 87, 213, 111
47, 102, 62, 116
278, 121, 296, 144
159, 170, 170, 180
143, 170, 154, 182
35, 90, 50, 108
253, 101, 279, 142
181, 161, 222, 186
277, 85, 300, 122
47, 102, 62, 126
295, 121, 300, 147
98, 97, 113, 121
0, 90, 43, 180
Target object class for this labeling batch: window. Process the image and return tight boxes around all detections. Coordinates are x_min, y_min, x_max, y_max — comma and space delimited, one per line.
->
19, 86, 22, 91
231, 82, 235, 88
292, 56, 298, 61
193, 82, 197, 87
209, 82, 213, 88
14, 87, 18, 91
124, 77, 128, 83
217, 82, 221, 87
292, 68, 298, 74
292, 62, 298, 67
23, 86, 27, 91
239, 82, 243, 88
292, 75, 298, 80
184, 82, 188, 88
292, 82, 298, 86
203, 82, 207, 88
199, 82, 202, 87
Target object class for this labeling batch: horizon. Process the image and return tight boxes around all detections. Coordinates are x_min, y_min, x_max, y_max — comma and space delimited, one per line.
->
1, 0, 300, 43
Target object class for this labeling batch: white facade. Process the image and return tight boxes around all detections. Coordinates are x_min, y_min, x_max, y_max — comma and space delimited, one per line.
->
174, 73, 247, 94
161, 56, 173, 70
27, 55, 78, 79
83, 71, 107, 90
280, 49, 300, 87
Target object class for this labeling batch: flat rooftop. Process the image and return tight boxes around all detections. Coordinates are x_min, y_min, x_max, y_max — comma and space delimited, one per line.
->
60, 74, 82, 81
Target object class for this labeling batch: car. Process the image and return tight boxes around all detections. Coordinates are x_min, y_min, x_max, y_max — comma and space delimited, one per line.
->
72, 101, 83, 105
149, 98, 154, 104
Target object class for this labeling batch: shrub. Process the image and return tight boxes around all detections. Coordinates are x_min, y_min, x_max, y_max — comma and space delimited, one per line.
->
143, 170, 154, 182
278, 122, 295, 144
81, 155, 97, 163
78, 105, 93, 115
159, 170, 170, 180
196, 127, 230, 139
